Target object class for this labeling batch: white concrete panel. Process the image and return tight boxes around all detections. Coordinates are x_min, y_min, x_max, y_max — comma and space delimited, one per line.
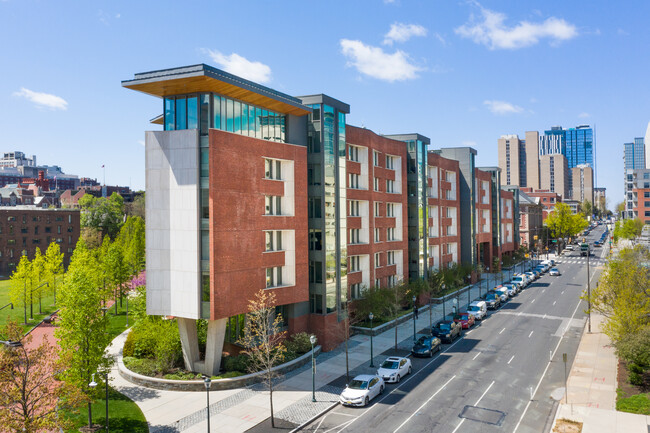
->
145, 130, 201, 319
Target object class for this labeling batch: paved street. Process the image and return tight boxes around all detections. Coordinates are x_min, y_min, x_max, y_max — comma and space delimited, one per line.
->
300, 227, 609, 433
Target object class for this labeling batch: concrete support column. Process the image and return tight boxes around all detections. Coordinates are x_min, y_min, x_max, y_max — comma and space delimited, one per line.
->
201, 318, 228, 376
177, 317, 200, 373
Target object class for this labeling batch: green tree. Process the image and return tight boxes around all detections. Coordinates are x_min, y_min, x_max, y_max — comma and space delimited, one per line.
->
545, 202, 588, 246
118, 215, 145, 277
9, 255, 32, 325
580, 200, 593, 217
238, 290, 286, 429
616, 326, 650, 368
55, 240, 112, 429
31, 248, 46, 315
125, 193, 145, 220
79, 192, 125, 240
44, 242, 64, 306
587, 246, 650, 344
106, 239, 129, 312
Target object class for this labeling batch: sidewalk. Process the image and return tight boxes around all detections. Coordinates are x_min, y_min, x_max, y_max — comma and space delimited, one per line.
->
550, 312, 650, 433
109, 261, 536, 432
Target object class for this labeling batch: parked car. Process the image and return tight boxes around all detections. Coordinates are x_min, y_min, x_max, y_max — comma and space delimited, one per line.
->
483, 293, 501, 310
453, 312, 476, 329
340, 375, 385, 407
377, 356, 412, 383
524, 271, 537, 281
467, 300, 487, 320
412, 335, 442, 357
502, 283, 518, 297
549, 268, 561, 276
431, 320, 462, 343
495, 287, 510, 301
487, 289, 507, 303
565, 245, 574, 251
511, 275, 527, 288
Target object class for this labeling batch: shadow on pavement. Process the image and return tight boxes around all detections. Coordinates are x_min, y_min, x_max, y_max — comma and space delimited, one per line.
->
500, 302, 522, 310
117, 385, 161, 401
245, 416, 297, 432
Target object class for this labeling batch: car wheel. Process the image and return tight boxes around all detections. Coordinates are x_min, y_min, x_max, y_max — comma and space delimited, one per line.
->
364, 396, 369, 406
396, 374, 401, 383
408, 366, 412, 375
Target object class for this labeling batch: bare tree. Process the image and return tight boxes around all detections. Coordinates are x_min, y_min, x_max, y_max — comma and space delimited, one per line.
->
238, 290, 287, 428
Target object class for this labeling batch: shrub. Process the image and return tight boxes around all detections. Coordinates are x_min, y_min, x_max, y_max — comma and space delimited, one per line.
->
153, 319, 182, 373
285, 332, 313, 355
223, 354, 250, 372
630, 372, 644, 386
214, 371, 244, 379
629, 363, 645, 375
123, 357, 158, 377
164, 371, 203, 380
123, 331, 136, 357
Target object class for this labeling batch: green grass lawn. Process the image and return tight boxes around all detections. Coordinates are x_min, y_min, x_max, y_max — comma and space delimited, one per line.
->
0, 279, 61, 333
617, 389, 650, 415
62, 386, 148, 432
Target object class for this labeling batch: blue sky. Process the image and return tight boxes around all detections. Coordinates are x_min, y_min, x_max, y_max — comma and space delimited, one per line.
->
1, 0, 647, 206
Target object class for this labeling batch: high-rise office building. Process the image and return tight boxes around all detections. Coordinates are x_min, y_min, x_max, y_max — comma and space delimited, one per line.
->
572, 164, 594, 206
624, 137, 646, 170
540, 125, 594, 169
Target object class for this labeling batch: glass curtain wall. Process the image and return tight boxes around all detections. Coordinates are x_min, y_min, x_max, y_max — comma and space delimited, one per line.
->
406, 140, 428, 280
337, 111, 347, 320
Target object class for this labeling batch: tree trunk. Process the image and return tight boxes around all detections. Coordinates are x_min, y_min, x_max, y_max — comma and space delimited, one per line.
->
30, 289, 33, 320
269, 377, 275, 428
88, 401, 93, 428
38, 291, 42, 314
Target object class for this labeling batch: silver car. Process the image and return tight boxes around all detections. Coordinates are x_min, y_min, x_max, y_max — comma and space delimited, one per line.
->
340, 375, 385, 407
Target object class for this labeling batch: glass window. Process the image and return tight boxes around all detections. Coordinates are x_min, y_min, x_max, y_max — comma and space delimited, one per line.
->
248, 104, 255, 137
255, 108, 262, 139
201, 188, 209, 219
234, 101, 241, 134
261, 109, 269, 140
213, 95, 221, 130
176, 97, 187, 129
201, 149, 209, 178
187, 96, 198, 129
226, 98, 234, 132
164, 98, 175, 131
265, 231, 273, 251
242, 104, 249, 136
201, 230, 209, 260
200, 94, 210, 133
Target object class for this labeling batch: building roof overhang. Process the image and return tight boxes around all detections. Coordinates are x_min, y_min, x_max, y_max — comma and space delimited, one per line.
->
122, 64, 311, 116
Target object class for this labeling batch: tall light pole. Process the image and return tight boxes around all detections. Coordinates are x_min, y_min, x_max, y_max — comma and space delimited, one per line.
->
204, 376, 211, 432
441, 284, 446, 318
310, 335, 317, 402
412, 295, 417, 342
88, 372, 108, 432
586, 241, 591, 333
369, 312, 375, 368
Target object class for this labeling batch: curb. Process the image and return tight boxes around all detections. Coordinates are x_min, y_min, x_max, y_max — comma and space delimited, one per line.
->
289, 401, 340, 433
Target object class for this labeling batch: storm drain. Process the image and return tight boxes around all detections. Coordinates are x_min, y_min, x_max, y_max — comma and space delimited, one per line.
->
459, 405, 506, 426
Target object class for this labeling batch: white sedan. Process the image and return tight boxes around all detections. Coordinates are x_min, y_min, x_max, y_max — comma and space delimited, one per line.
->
377, 356, 412, 383
549, 268, 561, 276
340, 374, 385, 407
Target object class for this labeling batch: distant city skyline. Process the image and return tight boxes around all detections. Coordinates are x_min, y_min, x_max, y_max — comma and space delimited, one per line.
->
1, 1, 648, 206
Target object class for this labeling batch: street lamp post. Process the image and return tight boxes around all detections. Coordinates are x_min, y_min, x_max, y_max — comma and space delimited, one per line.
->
441, 284, 446, 319
412, 295, 417, 342
369, 312, 375, 368
204, 376, 211, 432
310, 335, 317, 402
125, 295, 129, 328
586, 243, 591, 333
89, 372, 109, 432
452, 298, 457, 316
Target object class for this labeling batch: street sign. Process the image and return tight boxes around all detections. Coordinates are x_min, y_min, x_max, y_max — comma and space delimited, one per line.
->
562, 353, 567, 363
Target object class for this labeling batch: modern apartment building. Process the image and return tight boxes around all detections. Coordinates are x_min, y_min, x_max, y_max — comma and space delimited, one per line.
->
518, 190, 543, 249
624, 138, 646, 170
571, 164, 594, 206
541, 125, 594, 170
624, 168, 650, 221
520, 187, 562, 220
497, 132, 539, 189
540, 154, 569, 199
499, 187, 517, 260
475, 169, 493, 269
594, 187, 606, 214
124, 63, 521, 373
0, 208, 79, 277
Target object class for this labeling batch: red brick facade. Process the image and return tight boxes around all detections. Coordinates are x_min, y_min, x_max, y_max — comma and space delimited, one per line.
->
427, 153, 461, 270
475, 169, 493, 269
208, 129, 309, 325
499, 189, 516, 258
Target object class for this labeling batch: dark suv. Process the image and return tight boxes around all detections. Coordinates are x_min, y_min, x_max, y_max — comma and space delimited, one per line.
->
483, 292, 501, 310
431, 321, 462, 343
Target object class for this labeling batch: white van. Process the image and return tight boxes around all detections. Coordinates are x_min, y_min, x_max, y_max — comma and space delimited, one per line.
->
467, 301, 487, 320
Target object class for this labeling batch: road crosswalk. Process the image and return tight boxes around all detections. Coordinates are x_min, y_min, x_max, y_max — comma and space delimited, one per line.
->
555, 257, 606, 265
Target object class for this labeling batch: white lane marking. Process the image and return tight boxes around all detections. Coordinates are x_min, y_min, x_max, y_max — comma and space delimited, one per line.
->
513, 297, 584, 433
343, 333, 467, 432
472, 352, 481, 361
542, 289, 546, 293
392, 375, 456, 433
528, 331, 534, 338
322, 418, 355, 433
531, 299, 536, 304
553, 301, 556, 306
561, 290, 565, 295
508, 355, 515, 364
543, 314, 547, 320
499, 327, 506, 334
451, 381, 495, 433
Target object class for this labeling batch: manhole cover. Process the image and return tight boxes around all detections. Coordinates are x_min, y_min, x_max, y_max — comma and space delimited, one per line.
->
459, 405, 506, 426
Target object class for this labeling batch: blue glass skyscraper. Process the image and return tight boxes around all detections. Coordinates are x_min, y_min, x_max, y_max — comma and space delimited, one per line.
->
540, 125, 593, 169
624, 137, 645, 170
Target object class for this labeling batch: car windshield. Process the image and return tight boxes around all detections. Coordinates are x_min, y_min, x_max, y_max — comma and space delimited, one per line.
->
380, 361, 398, 369
551, 268, 558, 272
438, 323, 451, 330
468, 306, 479, 311
460, 314, 469, 320
416, 336, 430, 345
348, 380, 369, 390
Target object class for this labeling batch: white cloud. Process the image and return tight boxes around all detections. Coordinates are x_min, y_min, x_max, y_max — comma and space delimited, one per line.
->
578, 112, 590, 119
455, 5, 578, 50
207, 50, 272, 84
433, 33, 447, 46
340, 39, 423, 82
618, 28, 630, 36
138, 140, 145, 146
483, 100, 523, 115
383, 23, 427, 45
13, 88, 68, 110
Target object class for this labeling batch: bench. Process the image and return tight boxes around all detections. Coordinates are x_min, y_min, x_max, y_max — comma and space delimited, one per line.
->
43, 315, 55, 324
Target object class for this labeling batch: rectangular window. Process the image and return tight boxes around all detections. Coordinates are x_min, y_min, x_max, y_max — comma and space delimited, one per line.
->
309, 261, 323, 284
373, 151, 380, 166
374, 202, 381, 217
374, 252, 381, 268
176, 97, 187, 129
349, 200, 360, 216
350, 283, 362, 300
309, 229, 322, 250
387, 251, 395, 265
374, 177, 379, 191
349, 146, 359, 162
375, 278, 381, 289
164, 98, 175, 130
187, 96, 198, 129
645, 192, 650, 198
308, 163, 321, 185
308, 197, 322, 218
266, 266, 283, 288
265, 196, 282, 215
387, 203, 395, 217
350, 228, 360, 244
349, 173, 360, 189
387, 227, 395, 241
375, 227, 380, 242
265, 158, 282, 180
350, 256, 360, 272
386, 179, 395, 193
386, 155, 395, 170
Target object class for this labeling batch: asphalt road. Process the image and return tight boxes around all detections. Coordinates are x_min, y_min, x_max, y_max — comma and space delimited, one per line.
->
301, 225, 609, 433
